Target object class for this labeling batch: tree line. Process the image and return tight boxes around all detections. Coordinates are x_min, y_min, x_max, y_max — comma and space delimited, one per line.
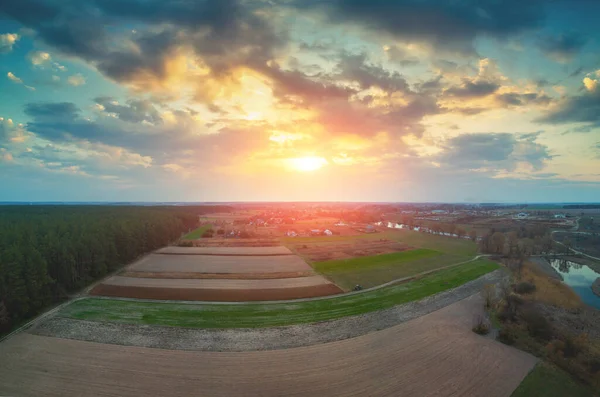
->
0, 205, 231, 334
478, 225, 554, 256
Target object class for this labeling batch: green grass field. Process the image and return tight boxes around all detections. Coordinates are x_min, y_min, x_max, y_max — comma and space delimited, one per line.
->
511, 363, 596, 397
182, 224, 212, 240
284, 230, 480, 289
313, 248, 449, 290
60, 259, 499, 329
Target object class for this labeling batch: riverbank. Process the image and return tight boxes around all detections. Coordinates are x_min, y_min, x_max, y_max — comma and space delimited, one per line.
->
593, 278, 600, 298
528, 257, 563, 280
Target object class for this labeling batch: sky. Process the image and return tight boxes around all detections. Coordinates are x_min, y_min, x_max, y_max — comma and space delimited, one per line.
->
1, 0, 600, 203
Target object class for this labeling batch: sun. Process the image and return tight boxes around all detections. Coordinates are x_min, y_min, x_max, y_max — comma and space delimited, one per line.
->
289, 156, 328, 172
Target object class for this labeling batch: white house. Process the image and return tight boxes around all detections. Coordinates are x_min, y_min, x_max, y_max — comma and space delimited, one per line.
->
554, 214, 566, 219
324, 229, 333, 236
515, 212, 529, 219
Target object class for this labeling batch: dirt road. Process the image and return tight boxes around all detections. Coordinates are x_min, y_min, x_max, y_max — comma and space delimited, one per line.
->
0, 295, 536, 397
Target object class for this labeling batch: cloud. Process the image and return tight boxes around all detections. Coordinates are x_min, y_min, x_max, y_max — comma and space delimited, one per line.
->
446, 80, 500, 98
67, 73, 86, 86
437, 132, 552, 172
538, 32, 587, 63
537, 78, 600, 127
7, 71, 36, 90
295, 0, 546, 55
94, 97, 162, 124
335, 52, 411, 93
495, 92, 552, 107
0, 33, 19, 53
27, 50, 51, 65
0, 0, 286, 95
583, 76, 597, 92
7, 71, 23, 84
25, 102, 80, 119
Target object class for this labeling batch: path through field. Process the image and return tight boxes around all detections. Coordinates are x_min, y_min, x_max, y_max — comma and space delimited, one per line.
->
0, 294, 536, 397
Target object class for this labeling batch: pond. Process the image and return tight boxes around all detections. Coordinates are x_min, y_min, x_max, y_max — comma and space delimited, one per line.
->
549, 259, 600, 309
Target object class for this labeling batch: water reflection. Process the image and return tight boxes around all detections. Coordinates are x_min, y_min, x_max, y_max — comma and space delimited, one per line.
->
550, 259, 600, 309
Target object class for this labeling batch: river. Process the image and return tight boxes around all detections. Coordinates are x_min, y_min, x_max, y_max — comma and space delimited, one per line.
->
549, 259, 600, 309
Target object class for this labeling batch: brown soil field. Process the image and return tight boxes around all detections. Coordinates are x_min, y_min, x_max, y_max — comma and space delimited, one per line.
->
192, 238, 280, 247
0, 295, 536, 397
290, 239, 410, 262
90, 283, 342, 301
100, 275, 332, 290
121, 271, 314, 279
156, 246, 293, 255
127, 254, 312, 274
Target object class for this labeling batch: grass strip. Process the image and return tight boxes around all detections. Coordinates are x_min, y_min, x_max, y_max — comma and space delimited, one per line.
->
511, 362, 596, 397
182, 224, 212, 240
60, 259, 499, 329
313, 248, 442, 273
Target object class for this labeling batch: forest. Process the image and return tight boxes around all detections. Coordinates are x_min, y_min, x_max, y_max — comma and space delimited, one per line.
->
0, 205, 231, 334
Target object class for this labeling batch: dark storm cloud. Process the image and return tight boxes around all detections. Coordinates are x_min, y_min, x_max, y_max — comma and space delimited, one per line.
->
445, 80, 500, 98
296, 0, 546, 54
537, 90, 600, 127
438, 132, 552, 171
538, 32, 587, 63
0, 0, 285, 86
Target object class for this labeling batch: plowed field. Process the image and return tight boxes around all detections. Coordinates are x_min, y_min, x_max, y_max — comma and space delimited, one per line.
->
0, 295, 536, 397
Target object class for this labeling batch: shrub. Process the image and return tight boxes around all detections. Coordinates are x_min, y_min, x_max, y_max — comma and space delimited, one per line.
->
216, 229, 225, 235
472, 315, 490, 335
515, 281, 536, 294
499, 294, 524, 323
482, 284, 496, 309
177, 240, 194, 247
201, 230, 214, 238
498, 327, 517, 345
520, 308, 553, 341
587, 357, 600, 374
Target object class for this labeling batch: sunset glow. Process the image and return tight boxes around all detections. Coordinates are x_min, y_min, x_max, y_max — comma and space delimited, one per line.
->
288, 157, 328, 172
0, 1, 599, 202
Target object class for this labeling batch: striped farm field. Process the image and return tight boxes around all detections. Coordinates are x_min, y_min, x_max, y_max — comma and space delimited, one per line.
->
155, 246, 293, 255
127, 253, 312, 274
71, 259, 499, 328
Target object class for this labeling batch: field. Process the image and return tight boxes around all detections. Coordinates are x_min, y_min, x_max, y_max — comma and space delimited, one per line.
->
155, 246, 293, 255
313, 248, 445, 289
91, 245, 341, 301
126, 253, 311, 274
0, 293, 536, 397
284, 230, 479, 289
290, 238, 410, 262
511, 363, 596, 397
68, 259, 499, 328
182, 224, 213, 240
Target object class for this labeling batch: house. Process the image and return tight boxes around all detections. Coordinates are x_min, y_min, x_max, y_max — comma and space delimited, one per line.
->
285, 230, 297, 237
323, 229, 333, 236
554, 214, 566, 219
515, 212, 529, 219
310, 229, 322, 236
